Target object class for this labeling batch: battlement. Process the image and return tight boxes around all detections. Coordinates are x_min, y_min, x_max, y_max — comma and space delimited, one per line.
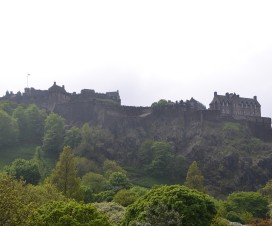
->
1, 82, 121, 111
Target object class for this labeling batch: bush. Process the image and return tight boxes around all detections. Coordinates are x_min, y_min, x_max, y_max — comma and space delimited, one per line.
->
95, 202, 126, 225
93, 190, 116, 202
225, 192, 269, 220
28, 200, 111, 226
113, 189, 139, 207
123, 185, 217, 226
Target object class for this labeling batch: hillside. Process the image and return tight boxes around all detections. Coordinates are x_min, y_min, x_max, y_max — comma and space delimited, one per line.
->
1, 89, 272, 198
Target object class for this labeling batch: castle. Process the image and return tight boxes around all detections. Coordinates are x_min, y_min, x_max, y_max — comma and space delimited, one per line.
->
209, 92, 261, 118
1, 84, 271, 135
2, 82, 121, 112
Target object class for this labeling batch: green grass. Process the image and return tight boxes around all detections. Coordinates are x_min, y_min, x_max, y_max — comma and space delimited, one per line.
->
0, 144, 37, 169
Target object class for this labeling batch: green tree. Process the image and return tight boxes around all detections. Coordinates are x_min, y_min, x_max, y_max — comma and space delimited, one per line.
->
77, 124, 114, 161
185, 161, 205, 192
109, 172, 132, 191
113, 189, 139, 207
64, 126, 82, 149
28, 200, 111, 226
260, 179, 272, 201
13, 104, 46, 144
49, 146, 83, 200
124, 185, 217, 226
42, 113, 65, 155
0, 173, 32, 226
25, 104, 46, 143
5, 158, 41, 185
0, 109, 19, 147
224, 191, 269, 221
139, 140, 174, 177
103, 159, 127, 178
82, 172, 108, 193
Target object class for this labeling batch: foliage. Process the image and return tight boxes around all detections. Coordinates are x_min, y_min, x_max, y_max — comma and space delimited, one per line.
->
185, 161, 205, 192
109, 172, 132, 191
42, 113, 65, 155
76, 156, 100, 177
5, 158, 41, 185
33, 146, 48, 179
151, 99, 168, 107
103, 159, 127, 178
64, 126, 82, 149
129, 186, 149, 197
93, 190, 115, 202
224, 192, 269, 221
113, 189, 139, 207
0, 173, 32, 226
0, 101, 18, 115
124, 185, 217, 226
0, 109, 19, 147
49, 146, 83, 200
13, 104, 46, 144
95, 202, 126, 226
0, 172, 64, 226
223, 122, 244, 139
139, 140, 174, 177
28, 200, 111, 226
82, 172, 108, 193
77, 124, 114, 161
260, 179, 272, 201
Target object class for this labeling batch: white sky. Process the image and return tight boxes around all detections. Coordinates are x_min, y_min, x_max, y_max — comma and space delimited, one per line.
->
0, 1, 272, 116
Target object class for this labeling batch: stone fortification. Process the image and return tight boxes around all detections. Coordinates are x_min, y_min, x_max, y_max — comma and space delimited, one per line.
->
2, 82, 121, 112
1, 84, 271, 138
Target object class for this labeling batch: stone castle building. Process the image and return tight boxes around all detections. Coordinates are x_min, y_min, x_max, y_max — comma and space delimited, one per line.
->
2, 82, 121, 112
209, 92, 261, 118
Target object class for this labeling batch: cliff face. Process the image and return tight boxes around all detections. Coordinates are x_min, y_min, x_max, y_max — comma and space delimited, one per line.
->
94, 110, 272, 197
53, 101, 272, 196
2, 85, 272, 196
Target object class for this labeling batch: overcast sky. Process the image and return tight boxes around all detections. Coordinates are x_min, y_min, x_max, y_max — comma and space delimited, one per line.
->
0, 1, 272, 116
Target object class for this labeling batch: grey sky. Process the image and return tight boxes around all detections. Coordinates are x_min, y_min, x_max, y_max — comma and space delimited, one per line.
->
0, 1, 272, 117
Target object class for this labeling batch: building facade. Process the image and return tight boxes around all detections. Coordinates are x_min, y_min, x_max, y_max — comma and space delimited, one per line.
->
209, 92, 261, 117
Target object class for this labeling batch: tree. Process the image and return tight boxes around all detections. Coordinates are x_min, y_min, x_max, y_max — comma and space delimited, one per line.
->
13, 104, 46, 144
0, 172, 65, 226
28, 200, 111, 226
81, 172, 108, 193
260, 179, 272, 201
25, 104, 46, 143
103, 159, 127, 178
224, 192, 269, 221
0, 173, 31, 226
123, 185, 217, 226
113, 189, 139, 207
95, 202, 126, 226
42, 113, 65, 155
109, 172, 132, 191
0, 109, 19, 147
139, 140, 174, 177
5, 158, 41, 185
64, 126, 82, 149
49, 146, 83, 200
185, 161, 205, 192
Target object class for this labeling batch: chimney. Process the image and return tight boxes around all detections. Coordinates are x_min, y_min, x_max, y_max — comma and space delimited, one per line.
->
254, 96, 257, 100
214, 92, 217, 97
54, 81, 56, 85
62, 85, 65, 89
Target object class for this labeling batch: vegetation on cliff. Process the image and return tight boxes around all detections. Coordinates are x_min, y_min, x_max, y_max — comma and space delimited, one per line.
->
1, 100, 272, 225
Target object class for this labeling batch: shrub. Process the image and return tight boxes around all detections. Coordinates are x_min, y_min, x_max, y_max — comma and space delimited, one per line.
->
123, 185, 217, 226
